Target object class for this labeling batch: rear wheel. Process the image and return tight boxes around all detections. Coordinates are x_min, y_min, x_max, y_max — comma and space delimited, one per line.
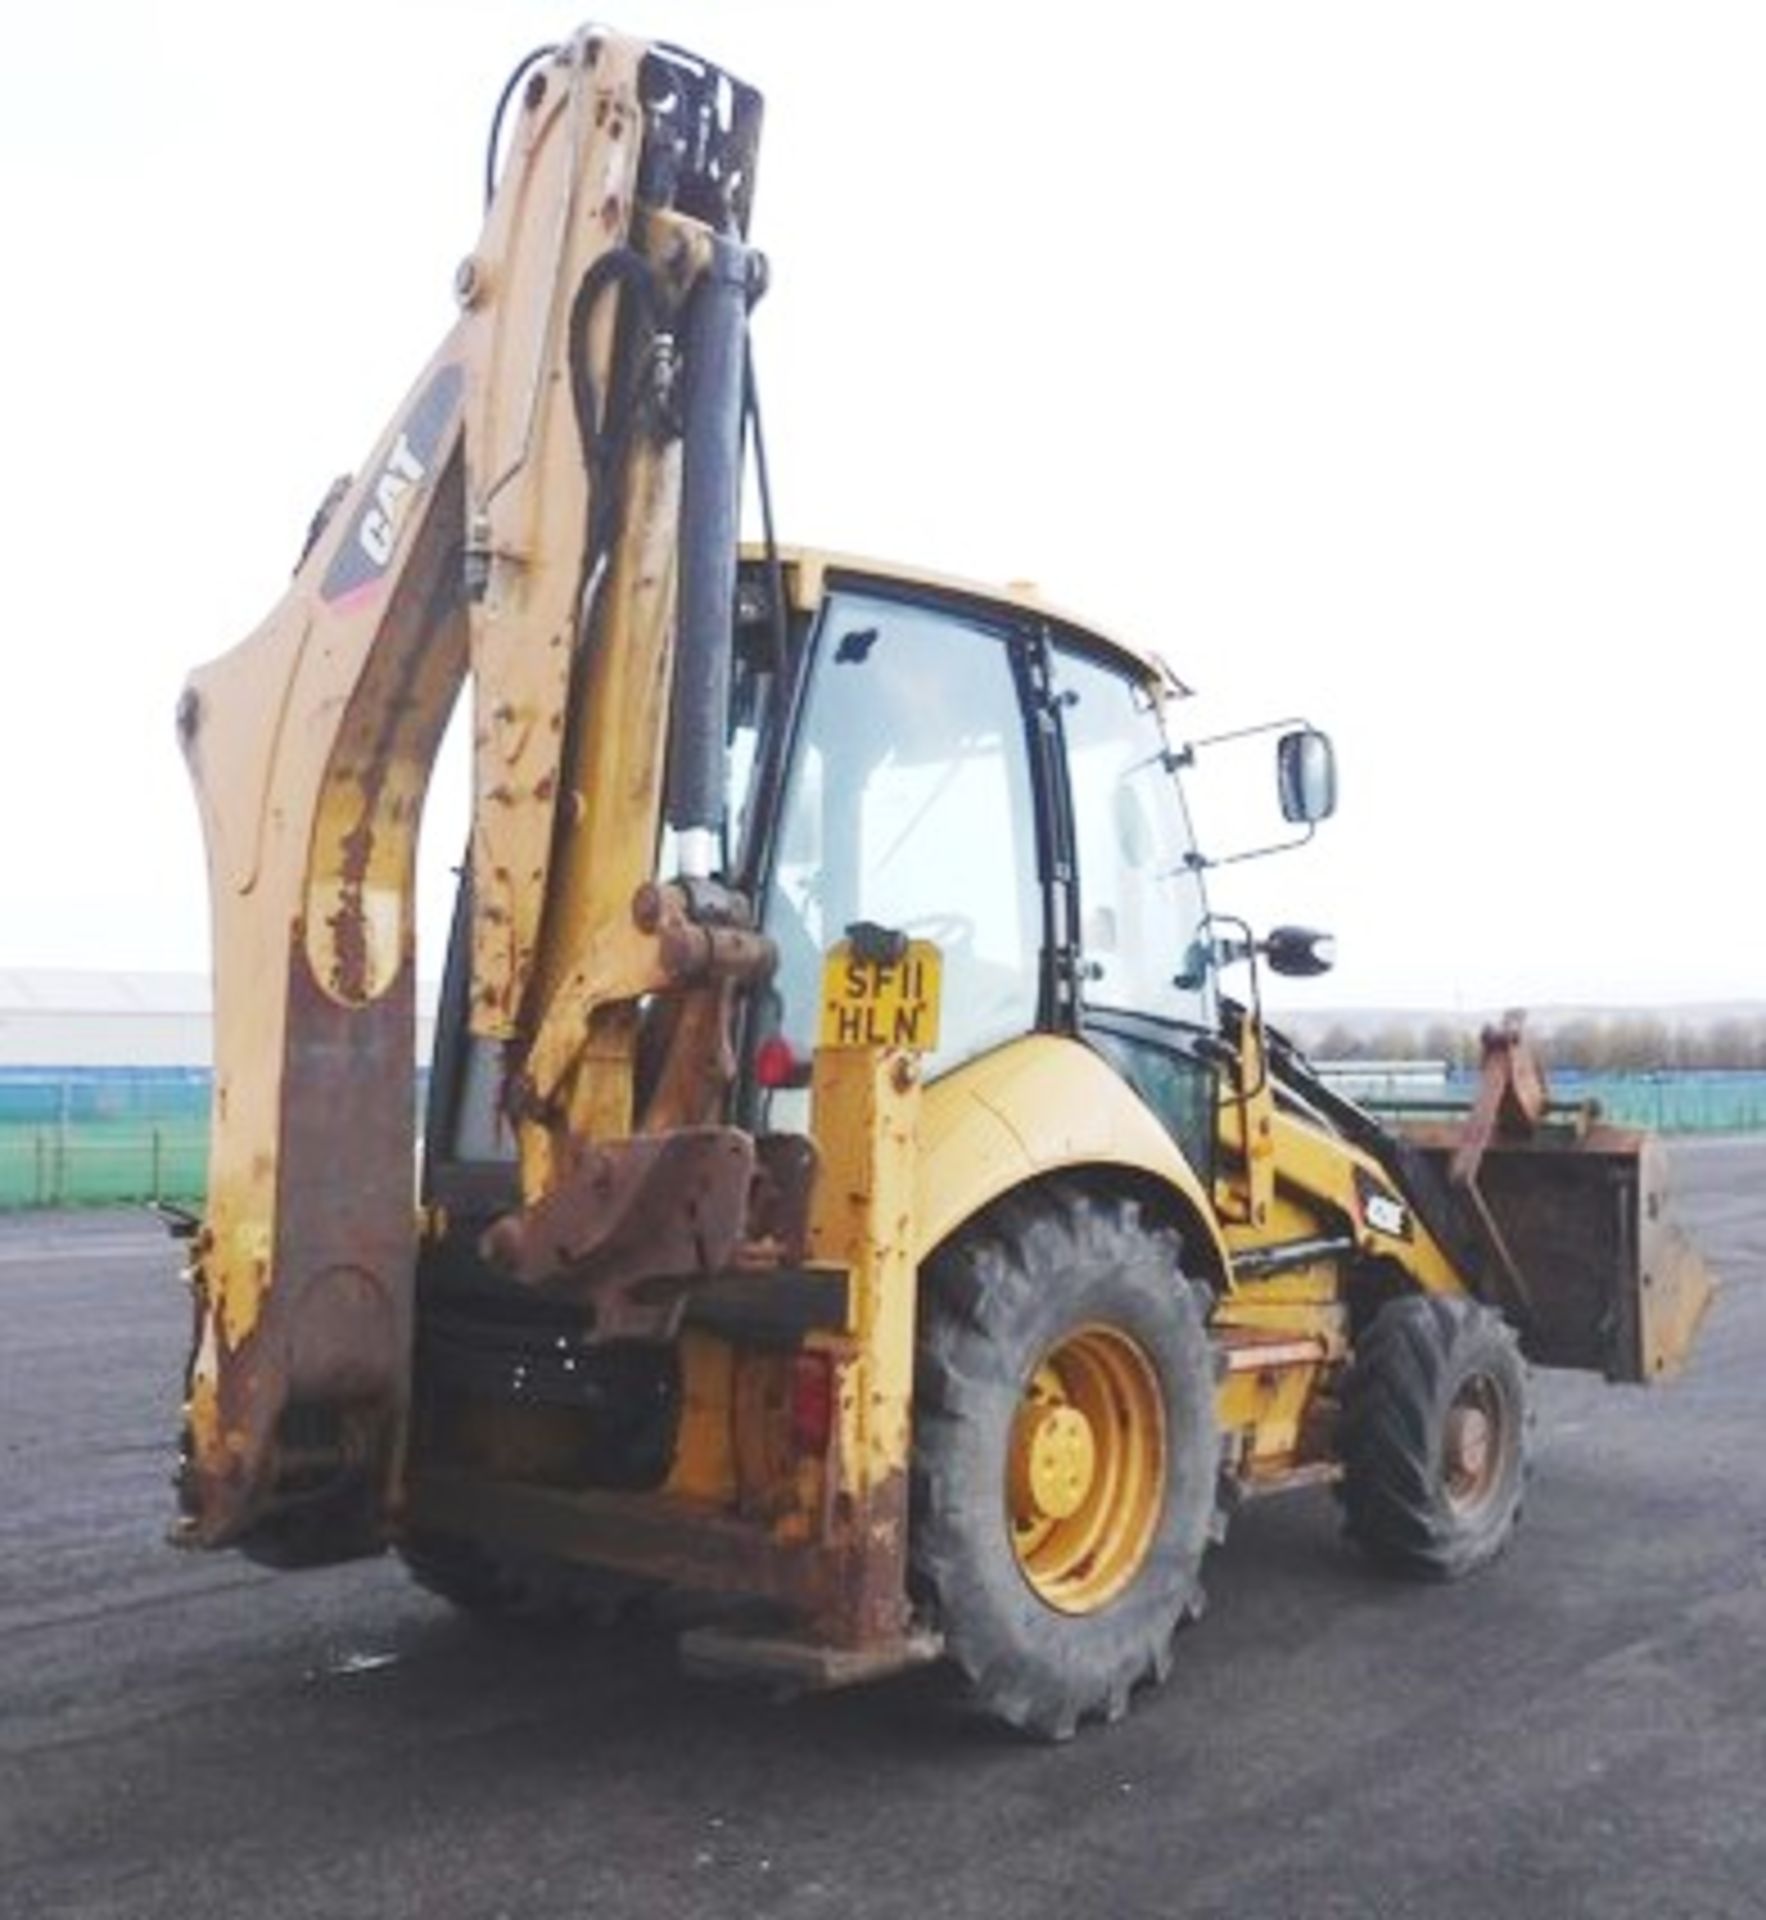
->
1338, 1294, 1532, 1579
911, 1184, 1218, 1741
398, 1530, 657, 1626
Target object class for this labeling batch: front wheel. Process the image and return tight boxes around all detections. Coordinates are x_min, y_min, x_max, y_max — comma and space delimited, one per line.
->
1338, 1294, 1532, 1580
911, 1184, 1219, 1741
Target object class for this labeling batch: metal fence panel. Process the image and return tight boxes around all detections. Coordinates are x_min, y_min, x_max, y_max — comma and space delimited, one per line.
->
1, 1065, 1760, 1212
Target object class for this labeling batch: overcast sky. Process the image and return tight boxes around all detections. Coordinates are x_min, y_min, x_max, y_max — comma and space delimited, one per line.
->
3, 2, 1761, 1012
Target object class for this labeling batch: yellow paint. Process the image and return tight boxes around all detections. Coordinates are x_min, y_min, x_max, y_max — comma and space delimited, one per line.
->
1200, 1007, 1478, 1481
1221, 1265, 1340, 1307
807, 1045, 922, 1495
915, 1035, 1230, 1280
463, 40, 651, 1039
517, 264, 700, 1117
1214, 1010, 1467, 1299
1214, 1015, 1276, 1229
185, 1344, 221, 1461
1215, 1361, 1319, 1466
664, 1330, 738, 1505
1213, 1300, 1348, 1351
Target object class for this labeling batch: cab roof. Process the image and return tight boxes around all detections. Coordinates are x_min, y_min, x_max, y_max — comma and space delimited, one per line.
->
743, 544, 1192, 698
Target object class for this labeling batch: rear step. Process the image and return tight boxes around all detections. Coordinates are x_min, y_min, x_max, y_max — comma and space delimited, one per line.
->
680, 1624, 943, 1694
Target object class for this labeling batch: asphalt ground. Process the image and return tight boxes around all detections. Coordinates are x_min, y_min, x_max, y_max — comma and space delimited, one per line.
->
1, 1138, 1762, 1920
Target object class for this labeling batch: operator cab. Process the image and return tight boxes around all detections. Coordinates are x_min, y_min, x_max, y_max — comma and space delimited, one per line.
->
736, 558, 1219, 1174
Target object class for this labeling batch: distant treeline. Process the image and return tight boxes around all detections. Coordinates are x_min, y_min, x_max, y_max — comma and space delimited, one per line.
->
1296, 1015, 1766, 1074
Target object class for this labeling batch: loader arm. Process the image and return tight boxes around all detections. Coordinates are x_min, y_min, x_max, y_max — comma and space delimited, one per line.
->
178, 31, 765, 1557
1218, 1010, 1713, 1389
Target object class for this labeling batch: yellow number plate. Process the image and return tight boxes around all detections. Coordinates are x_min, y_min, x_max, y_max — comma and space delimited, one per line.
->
817, 939, 943, 1053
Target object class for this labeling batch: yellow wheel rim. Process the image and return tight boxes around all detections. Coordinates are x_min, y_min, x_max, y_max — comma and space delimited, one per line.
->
1006, 1324, 1167, 1614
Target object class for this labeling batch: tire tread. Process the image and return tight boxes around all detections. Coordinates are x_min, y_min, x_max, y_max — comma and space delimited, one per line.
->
911, 1180, 1218, 1740
1339, 1293, 1533, 1581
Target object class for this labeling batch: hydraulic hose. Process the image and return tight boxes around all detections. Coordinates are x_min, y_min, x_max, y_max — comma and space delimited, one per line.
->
484, 44, 560, 209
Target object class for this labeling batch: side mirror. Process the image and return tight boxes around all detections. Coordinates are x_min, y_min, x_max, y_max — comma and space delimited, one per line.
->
1276, 728, 1337, 825
1262, 924, 1336, 978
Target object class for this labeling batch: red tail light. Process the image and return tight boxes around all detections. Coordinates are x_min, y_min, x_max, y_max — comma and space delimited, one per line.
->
789, 1352, 834, 1455
754, 1034, 801, 1089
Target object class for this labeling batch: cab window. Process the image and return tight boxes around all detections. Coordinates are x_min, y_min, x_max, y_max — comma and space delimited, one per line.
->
1052, 646, 1212, 1031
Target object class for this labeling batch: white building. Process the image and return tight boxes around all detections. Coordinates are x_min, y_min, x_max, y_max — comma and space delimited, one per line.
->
0, 969, 437, 1070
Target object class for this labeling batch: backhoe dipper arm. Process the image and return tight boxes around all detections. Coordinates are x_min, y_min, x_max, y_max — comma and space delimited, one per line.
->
176, 30, 763, 1556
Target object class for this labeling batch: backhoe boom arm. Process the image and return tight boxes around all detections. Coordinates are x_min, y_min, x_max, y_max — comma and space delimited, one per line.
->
177, 30, 763, 1555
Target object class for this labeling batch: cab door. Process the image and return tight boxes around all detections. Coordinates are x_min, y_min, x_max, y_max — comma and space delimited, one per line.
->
1048, 645, 1218, 1180
752, 585, 1049, 1109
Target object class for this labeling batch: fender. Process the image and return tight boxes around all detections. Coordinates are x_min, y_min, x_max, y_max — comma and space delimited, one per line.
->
916, 1034, 1230, 1287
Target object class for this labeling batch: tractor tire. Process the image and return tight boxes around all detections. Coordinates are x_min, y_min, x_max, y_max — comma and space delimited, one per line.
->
1338, 1293, 1532, 1580
911, 1183, 1219, 1742
397, 1530, 657, 1627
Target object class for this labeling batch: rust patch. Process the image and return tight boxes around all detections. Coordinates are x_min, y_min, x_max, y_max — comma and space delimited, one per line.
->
406, 1461, 914, 1651
179, 946, 419, 1560
657, 920, 775, 985
744, 1134, 818, 1265
318, 500, 464, 1006
329, 820, 374, 1005
480, 1127, 758, 1333
479, 1124, 821, 1341
1449, 1012, 1554, 1188
845, 1463, 913, 1645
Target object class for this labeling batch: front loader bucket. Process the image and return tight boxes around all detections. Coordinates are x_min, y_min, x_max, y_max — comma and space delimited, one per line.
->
1400, 1121, 1714, 1382
1387, 1019, 1714, 1384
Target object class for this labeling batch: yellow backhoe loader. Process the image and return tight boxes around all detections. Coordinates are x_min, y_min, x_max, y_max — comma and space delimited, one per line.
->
174, 26, 1714, 1739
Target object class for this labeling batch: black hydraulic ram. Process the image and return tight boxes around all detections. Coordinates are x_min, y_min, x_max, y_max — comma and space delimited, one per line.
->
668, 234, 762, 881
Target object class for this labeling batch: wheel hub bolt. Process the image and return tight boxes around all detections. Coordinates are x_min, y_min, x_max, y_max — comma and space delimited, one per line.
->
1018, 1404, 1096, 1521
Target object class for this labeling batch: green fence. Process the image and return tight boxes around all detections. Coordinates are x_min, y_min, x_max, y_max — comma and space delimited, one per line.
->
1317, 1068, 1766, 1137
1, 1065, 1761, 1212
0, 1072, 210, 1209
1558, 1071, 1766, 1135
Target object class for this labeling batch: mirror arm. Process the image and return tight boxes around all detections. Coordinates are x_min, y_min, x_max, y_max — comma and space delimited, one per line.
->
1180, 820, 1319, 874
1177, 714, 1313, 758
